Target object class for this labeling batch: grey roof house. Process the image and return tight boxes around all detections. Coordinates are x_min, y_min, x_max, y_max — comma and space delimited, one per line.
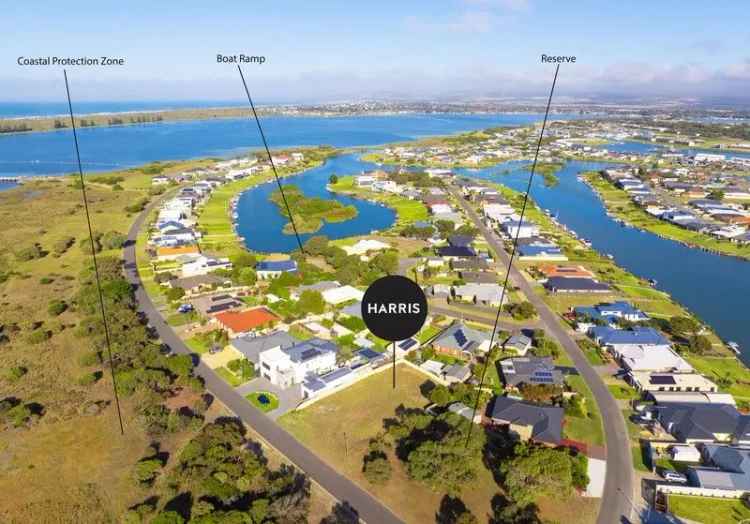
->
500, 357, 564, 389
488, 396, 563, 445
231, 331, 297, 364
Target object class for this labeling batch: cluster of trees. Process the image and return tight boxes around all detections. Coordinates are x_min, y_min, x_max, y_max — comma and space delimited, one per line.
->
362, 434, 392, 484
400, 224, 435, 239
366, 407, 487, 496
302, 235, 398, 286
78, 230, 127, 255
125, 419, 311, 523
125, 197, 150, 213
659, 315, 713, 355
73, 256, 204, 428
529, 329, 561, 359
428, 382, 490, 410
388, 170, 444, 188
501, 442, 588, 506
504, 301, 536, 320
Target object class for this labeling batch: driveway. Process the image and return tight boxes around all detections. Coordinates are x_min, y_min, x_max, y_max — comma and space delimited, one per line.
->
124, 196, 403, 524
235, 377, 303, 420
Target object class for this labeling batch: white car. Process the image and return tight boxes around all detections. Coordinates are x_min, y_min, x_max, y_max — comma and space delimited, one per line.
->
662, 470, 688, 484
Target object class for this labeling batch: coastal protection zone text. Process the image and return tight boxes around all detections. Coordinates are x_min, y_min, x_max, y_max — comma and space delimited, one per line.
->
17, 56, 125, 66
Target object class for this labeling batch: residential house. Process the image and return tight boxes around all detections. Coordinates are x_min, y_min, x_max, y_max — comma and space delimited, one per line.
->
255, 260, 298, 279
213, 307, 280, 337
168, 274, 230, 295
231, 331, 297, 365
432, 322, 492, 359
322, 285, 365, 305
487, 396, 563, 445
544, 277, 610, 293
629, 372, 718, 393
191, 293, 244, 316
181, 255, 232, 278
259, 338, 338, 388
500, 357, 563, 389
452, 283, 506, 307
656, 403, 750, 445
687, 445, 750, 492
342, 239, 390, 256
538, 265, 595, 279
503, 334, 532, 356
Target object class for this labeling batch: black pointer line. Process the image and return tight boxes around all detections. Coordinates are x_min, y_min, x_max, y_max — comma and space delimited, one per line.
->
63, 69, 125, 435
465, 64, 560, 446
237, 65, 305, 253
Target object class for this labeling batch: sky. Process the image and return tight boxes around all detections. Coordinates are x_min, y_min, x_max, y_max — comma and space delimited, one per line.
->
2, 0, 750, 104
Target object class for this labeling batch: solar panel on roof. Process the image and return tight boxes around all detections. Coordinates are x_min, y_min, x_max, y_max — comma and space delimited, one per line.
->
650, 375, 677, 385
300, 348, 320, 361
454, 329, 468, 347
399, 339, 417, 350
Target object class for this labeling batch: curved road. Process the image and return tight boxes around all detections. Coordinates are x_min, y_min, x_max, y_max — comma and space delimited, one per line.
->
448, 186, 636, 524
124, 198, 403, 524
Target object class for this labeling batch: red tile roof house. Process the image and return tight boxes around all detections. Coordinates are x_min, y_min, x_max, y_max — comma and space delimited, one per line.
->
212, 307, 280, 337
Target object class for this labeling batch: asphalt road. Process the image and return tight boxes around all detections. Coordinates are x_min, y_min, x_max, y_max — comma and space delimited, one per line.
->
124, 198, 403, 524
448, 186, 636, 524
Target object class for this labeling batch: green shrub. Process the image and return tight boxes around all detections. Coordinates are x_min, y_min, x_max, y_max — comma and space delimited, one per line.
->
47, 300, 67, 316
26, 329, 51, 344
77, 371, 101, 386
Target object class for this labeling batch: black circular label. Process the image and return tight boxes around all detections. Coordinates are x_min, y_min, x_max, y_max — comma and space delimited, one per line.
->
361, 275, 428, 341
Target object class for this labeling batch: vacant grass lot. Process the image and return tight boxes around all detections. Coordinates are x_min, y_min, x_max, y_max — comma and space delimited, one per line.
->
279, 364, 597, 524
668, 494, 750, 523
280, 365, 497, 523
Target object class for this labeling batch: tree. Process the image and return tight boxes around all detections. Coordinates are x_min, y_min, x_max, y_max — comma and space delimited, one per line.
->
232, 251, 258, 270
303, 235, 330, 256
237, 267, 257, 286
165, 287, 186, 302
505, 301, 536, 320
429, 385, 453, 405
707, 189, 725, 201
133, 458, 163, 485
435, 220, 455, 237
502, 446, 573, 504
101, 231, 126, 250
363, 456, 392, 484
669, 316, 700, 339
688, 334, 712, 355
371, 251, 399, 275
406, 422, 486, 495
297, 290, 325, 314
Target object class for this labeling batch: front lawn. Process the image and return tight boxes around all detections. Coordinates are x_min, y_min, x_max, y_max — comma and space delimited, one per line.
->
214, 366, 242, 387
668, 495, 750, 524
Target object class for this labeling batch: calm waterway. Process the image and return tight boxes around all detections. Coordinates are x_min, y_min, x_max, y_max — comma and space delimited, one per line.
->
456, 160, 750, 364
0, 113, 572, 178
236, 154, 394, 252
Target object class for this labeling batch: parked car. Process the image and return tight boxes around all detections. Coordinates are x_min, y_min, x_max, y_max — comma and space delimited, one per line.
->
178, 304, 194, 314
661, 470, 688, 484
